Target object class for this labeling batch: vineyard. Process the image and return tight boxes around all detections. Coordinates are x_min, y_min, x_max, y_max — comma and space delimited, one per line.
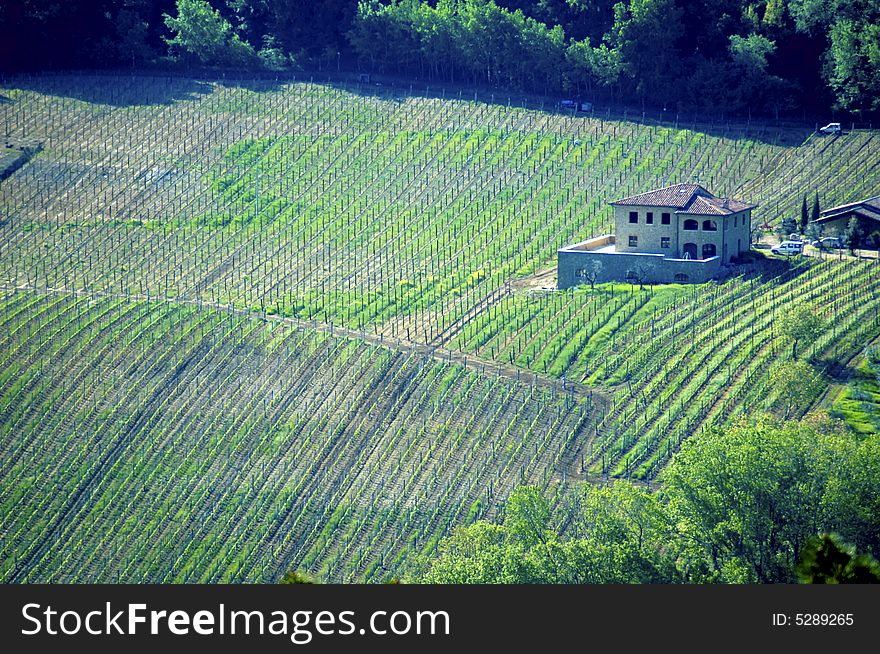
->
0, 290, 597, 582
1, 73, 879, 582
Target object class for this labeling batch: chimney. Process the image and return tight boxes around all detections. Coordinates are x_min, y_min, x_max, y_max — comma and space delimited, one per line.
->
723, 198, 729, 210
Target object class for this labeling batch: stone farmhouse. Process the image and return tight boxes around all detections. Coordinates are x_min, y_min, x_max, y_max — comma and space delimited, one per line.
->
558, 184, 755, 288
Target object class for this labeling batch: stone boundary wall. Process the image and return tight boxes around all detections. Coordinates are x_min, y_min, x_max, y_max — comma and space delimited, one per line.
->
558, 236, 721, 287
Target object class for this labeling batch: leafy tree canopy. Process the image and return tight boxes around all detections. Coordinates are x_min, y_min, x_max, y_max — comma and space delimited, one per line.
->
163, 0, 255, 66
423, 414, 880, 584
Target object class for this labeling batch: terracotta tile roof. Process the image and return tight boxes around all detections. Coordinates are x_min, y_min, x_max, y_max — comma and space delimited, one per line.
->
611, 183, 709, 209
678, 195, 755, 215
612, 183, 755, 214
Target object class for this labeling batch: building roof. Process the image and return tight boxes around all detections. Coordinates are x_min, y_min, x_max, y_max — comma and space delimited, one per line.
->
815, 196, 880, 224
678, 195, 755, 216
611, 184, 710, 209
611, 183, 755, 214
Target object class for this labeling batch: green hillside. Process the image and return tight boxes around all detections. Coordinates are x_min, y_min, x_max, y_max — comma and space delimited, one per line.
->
1, 74, 879, 581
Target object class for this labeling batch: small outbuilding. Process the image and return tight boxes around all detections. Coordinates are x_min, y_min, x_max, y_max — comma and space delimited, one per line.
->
811, 196, 880, 243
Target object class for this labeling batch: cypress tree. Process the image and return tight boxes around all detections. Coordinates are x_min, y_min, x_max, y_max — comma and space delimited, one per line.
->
800, 194, 808, 233
811, 192, 820, 223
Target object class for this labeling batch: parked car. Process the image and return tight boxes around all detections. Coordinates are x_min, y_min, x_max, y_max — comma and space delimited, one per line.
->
577, 102, 593, 112
771, 240, 804, 255
811, 236, 843, 250
789, 233, 804, 242
560, 99, 577, 110
819, 122, 842, 134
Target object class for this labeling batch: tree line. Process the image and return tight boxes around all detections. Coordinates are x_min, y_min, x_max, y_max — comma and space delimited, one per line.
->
419, 413, 880, 583
1, 1, 878, 118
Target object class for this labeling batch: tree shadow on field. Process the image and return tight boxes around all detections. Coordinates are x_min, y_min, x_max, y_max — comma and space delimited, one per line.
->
727, 250, 812, 285
304, 71, 812, 147
2, 72, 214, 107
3, 70, 291, 108
815, 357, 855, 384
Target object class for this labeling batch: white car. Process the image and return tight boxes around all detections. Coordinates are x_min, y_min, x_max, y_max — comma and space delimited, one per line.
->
811, 236, 843, 250
772, 240, 804, 255
819, 122, 841, 134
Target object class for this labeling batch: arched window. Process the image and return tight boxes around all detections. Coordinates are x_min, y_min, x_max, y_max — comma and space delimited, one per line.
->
674, 273, 689, 282
683, 219, 698, 231
702, 243, 717, 258
682, 243, 698, 259
702, 220, 717, 231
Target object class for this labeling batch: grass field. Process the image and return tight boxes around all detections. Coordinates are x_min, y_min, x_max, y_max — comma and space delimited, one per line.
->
831, 348, 880, 435
1, 73, 879, 581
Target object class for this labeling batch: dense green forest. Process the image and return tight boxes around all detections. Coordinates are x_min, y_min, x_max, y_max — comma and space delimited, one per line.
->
1, 1, 878, 118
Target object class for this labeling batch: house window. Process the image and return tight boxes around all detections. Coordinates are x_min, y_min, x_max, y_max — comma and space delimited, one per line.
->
702, 243, 717, 258
683, 219, 698, 231
674, 273, 689, 282
629, 211, 638, 224
646, 212, 654, 224
629, 235, 638, 247
733, 216, 738, 227
703, 220, 717, 231
576, 268, 587, 278
661, 237, 670, 249
662, 212, 671, 225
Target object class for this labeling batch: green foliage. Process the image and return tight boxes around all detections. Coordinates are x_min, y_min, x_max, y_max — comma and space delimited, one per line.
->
768, 360, 824, 418
827, 18, 880, 113
163, 0, 256, 66
279, 570, 317, 584
609, 0, 683, 103
349, 0, 571, 91
421, 521, 526, 583
779, 216, 797, 236
426, 414, 880, 584
800, 194, 809, 233
2, 0, 878, 115
504, 486, 552, 549
660, 414, 880, 583
796, 533, 880, 583
844, 215, 863, 252
831, 355, 880, 435
3, 76, 880, 584
116, 7, 155, 67
778, 304, 826, 360
257, 35, 291, 71
729, 32, 775, 72
422, 483, 675, 583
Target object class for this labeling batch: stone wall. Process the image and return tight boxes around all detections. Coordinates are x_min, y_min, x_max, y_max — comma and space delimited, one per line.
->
613, 204, 680, 255
558, 243, 721, 288
613, 204, 751, 264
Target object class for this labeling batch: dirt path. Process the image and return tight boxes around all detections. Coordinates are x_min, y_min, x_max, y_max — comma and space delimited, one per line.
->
511, 266, 557, 291
2, 282, 611, 411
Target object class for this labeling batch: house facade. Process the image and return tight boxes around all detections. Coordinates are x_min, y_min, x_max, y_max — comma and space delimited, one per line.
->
558, 184, 754, 288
